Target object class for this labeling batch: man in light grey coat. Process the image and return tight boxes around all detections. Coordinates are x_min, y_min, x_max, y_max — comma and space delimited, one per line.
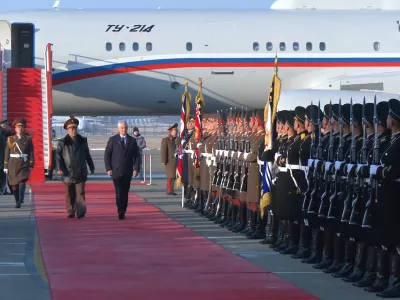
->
133, 127, 146, 179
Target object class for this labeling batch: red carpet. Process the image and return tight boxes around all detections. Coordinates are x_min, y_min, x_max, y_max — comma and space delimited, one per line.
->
32, 183, 317, 300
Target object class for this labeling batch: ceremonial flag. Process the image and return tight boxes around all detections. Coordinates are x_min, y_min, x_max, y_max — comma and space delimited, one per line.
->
194, 78, 205, 173
176, 80, 191, 189
260, 54, 282, 218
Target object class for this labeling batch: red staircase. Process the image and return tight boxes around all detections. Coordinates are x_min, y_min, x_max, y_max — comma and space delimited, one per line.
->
6, 68, 45, 183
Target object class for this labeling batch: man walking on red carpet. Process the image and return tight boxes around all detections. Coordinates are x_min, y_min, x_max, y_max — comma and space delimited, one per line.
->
56, 117, 95, 219
104, 121, 140, 219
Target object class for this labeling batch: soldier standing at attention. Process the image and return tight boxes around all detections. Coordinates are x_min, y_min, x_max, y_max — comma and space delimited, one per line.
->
3, 118, 34, 208
56, 117, 95, 218
0, 120, 12, 194
160, 123, 178, 195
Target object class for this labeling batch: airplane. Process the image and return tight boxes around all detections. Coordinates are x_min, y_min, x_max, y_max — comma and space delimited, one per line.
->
270, 0, 400, 10
1, 9, 400, 116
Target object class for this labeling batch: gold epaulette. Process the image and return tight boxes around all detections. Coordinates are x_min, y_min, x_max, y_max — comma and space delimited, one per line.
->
301, 133, 306, 140
7, 136, 16, 148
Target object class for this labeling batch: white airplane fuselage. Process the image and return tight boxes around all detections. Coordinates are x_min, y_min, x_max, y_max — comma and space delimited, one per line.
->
1, 9, 400, 116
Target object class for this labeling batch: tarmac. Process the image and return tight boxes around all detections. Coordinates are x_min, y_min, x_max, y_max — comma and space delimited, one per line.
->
0, 149, 383, 299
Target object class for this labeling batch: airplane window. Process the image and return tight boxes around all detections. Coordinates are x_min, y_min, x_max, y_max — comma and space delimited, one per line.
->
319, 42, 326, 51
132, 42, 139, 51
306, 42, 312, 51
266, 42, 273, 51
106, 42, 112, 51
186, 42, 192, 51
374, 42, 380, 51
119, 43, 125, 51
146, 42, 152, 51
253, 42, 259, 51
279, 42, 286, 51
293, 42, 299, 51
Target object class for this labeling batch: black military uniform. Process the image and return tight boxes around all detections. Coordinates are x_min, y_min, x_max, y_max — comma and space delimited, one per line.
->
292, 104, 323, 259
365, 99, 400, 298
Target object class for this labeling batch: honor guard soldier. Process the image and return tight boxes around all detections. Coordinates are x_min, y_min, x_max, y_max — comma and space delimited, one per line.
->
160, 123, 178, 195
3, 118, 34, 208
292, 104, 323, 259
0, 119, 12, 194
258, 110, 287, 244
244, 109, 265, 238
352, 101, 392, 291
361, 98, 400, 297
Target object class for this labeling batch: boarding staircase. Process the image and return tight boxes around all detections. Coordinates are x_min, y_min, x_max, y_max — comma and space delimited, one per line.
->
0, 43, 53, 183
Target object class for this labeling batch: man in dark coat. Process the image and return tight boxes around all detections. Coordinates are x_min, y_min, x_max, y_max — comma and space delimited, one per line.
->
160, 123, 178, 195
0, 119, 12, 194
56, 117, 95, 218
104, 121, 140, 219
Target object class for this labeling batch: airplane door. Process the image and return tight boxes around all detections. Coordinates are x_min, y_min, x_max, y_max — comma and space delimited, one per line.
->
0, 20, 11, 70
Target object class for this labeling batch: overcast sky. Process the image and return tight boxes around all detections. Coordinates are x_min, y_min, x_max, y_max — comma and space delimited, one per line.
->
0, 0, 276, 12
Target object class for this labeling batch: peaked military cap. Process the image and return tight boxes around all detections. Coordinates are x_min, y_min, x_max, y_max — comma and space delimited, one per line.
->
64, 117, 79, 130
388, 98, 400, 121
255, 109, 264, 123
377, 101, 389, 125
323, 104, 330, 119
0, 119, 9, 125
168, 123, 178, 131
342, 103, 351, 124
305, 105, 323, 125
294, 106, 306, 124
364, 103, 374, 124
277, 110, 288, 124
188, 115, 195, 122
352, 103, 363, 124
332, 104, 341, 121
286, 110, 296, 128
13, 118, 26, 128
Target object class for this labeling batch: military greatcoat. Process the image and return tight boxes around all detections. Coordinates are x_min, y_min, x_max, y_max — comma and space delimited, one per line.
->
4, 134, 34, 186
160, 135, 177, 179
246, 130, 265, 203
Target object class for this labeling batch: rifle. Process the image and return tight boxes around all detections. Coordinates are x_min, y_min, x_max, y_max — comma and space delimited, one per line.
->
212, 110, 221, 186
227, 107, 238, 190
362, 95, 379, 228
318, 101, 336, 218
341, 98, 358, 222
349, 97, 368, 224
240, 107, 250, 193
222, 108, 233, 188
233, 106, 245, 191
308, 100, 323, 214
216, 109, 228, 186
302, 101, 317, 212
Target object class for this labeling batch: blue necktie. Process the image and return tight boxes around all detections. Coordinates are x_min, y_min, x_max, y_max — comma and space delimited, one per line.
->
121, 137, 125, 148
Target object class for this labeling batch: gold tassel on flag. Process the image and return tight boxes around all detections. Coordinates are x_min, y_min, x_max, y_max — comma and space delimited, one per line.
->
194, 78, 205, 179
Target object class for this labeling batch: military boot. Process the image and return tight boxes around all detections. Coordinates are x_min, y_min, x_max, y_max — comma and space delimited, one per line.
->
333, 239, 357, 278
302, 228, 323, 264
248, 210, 266, 240
239, 209, 252, 235
323, 234, 345, 273
13, 185, 21, 208
273, 221, 291, 252
365, 248, 389, 293
376, 252, 400, 298
281, 221, 300, 255
343, 242, 367, 283
354, 246, 377, 287
292, 224, 312, 259
214, 199, 227, 224
220, 202, 232, 227
270, 220, 284, 249
313, 230, 334, 269
232, 204, 247, 233
226, 205, 238, 230
246, 209, 258, 238
260, 211, 276, 245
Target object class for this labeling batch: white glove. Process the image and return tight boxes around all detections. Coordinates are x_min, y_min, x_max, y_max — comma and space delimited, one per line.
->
181, 139, 186, 145
197, 142, 202, 148
224, 150, 229, 156
356, 164, 367, 173
334, 161, 343, 171
274, 153, 279, 161
325, 162, 332, 172
370, 165, 381, 176
3, 169, 7, 174
346, 164, 354, 173
244, 153, 249, 160
308, 159, 314, 167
